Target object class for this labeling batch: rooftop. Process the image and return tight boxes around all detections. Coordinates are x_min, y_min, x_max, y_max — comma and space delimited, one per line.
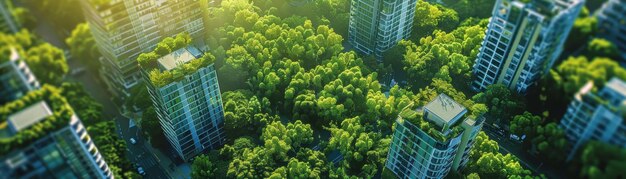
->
157, 47, 202, 71
0, 85, 74, 155
605, 78, 626, 98
8, 101, 53, 134
423, 94, 467, 125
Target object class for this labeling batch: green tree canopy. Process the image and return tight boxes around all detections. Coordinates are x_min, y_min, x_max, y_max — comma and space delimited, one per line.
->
191, 154, 215, 179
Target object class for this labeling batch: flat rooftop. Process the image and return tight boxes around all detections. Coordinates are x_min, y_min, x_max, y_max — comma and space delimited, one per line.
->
8, 101, 53, 133
424, 94, 467, 125
157, 46, 202, 71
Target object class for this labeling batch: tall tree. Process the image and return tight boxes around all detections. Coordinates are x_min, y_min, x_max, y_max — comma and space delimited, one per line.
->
578, 141, 626, 179
66, 23, 101, 70
191, 154, 215, 179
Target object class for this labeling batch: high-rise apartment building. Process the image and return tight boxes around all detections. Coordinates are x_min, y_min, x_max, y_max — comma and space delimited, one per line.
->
79, 0, 206, 97
140, 46, 224, 161
596, 0, 626, 61
471, 0, 583, 94
0, 86, 112, 179
0, 0, 20, 33
348, 0, 418, 58
560, 78, 626, 161
385, 94, 484, 179
0, 48, 40, 104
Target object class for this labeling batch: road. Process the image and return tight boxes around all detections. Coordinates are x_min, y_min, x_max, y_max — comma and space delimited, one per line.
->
482, 125, 564, 178
25, 4, 172, 178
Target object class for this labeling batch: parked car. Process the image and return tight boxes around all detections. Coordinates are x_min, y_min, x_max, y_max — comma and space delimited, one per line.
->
137, 167, 146, 175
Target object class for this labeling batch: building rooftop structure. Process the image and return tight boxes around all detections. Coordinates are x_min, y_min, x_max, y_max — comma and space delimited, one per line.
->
157, 47, 202, 71
423, 94, 468, 127
7, 101, 53, 134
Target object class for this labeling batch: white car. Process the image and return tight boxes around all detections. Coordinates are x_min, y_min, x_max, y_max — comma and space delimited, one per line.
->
130, 138, 137, 145
137, 167, 146, 175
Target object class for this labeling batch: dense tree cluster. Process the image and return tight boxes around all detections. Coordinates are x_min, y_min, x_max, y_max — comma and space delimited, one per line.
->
326, 116, 391, 177
577, 141, 626, 179
0, 30, 68, 85
465, 132, 534, 178
473, 84, 526, 123
222, 90, 273, 138
400, 19, 487, 89
66, 23, 101, 70
412, 1, 460, 40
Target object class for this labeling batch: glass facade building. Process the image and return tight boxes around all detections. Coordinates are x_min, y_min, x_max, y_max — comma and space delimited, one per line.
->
471, 0, 583, 94
79, 0, 206, 97
348, 0, 417, 59
0, 96, 112, 179
596, 0, 626, 62
385, 94, 483, 179
142, 47, 225, 161
560, 78, 626, 161
0, 48, 40, 105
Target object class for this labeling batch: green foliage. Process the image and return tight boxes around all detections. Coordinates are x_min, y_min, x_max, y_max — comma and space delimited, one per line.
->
443, 0, 497, 19
216, 13, 344, 100
401, 20, 487, 88
268, 158, 321, 179
222, 90, 273, 138
137, 33, 193, 69
509, 112, 542, 137
565, 7, 597, 52
586, 38, 619, 59
531, 122, 568, 162
65, 23, 101, 70
465, 132, 534, 178
24, 43, 68, 85
147, 52, 216, 87
413, 1, 460, 39
126, 83, 151, 110
261, 120, 314, 161
542, 56, 626, 115
87, 120, 135, 178
578, 141, 626, 179
0, 30, 68, 85
140, 106, 168, 149
326, 116, 391, 177
191, 154, 215, 179
59, 82, 103, 125
472, 84, 526, 122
